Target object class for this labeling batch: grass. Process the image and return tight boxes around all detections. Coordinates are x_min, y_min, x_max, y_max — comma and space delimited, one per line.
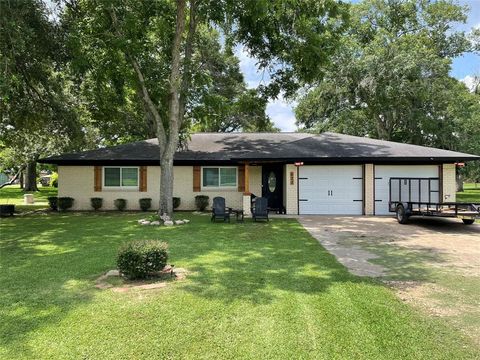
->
1, 213, 478, 359
457, 182, 480, 203
0, 185, 57, 212
336, 231, 480, 346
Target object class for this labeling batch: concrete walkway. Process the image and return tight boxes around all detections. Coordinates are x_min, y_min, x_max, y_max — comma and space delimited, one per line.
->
298, 216, 387, 277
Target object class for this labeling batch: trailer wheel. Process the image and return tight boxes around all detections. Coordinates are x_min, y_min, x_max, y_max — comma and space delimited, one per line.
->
462, 219, 475, 225
396, 204, 409, 224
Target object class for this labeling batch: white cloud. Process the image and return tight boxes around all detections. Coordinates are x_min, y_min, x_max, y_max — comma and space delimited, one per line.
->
235, 46, 297, 132
267, 97, 297, 132
461, 75, 479, 91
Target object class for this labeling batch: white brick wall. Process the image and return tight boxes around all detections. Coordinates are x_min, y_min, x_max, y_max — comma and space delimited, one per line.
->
58, 165, 262, 211
284, 164, 298, 215
58, 166, 160, 211
364, 164, 374, 215
442, 163, 456, 202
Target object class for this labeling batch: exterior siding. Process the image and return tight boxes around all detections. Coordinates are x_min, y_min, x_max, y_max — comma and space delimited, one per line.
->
58, 166, 161, 211
58, 165, 261, 211
284, 164, 298, 215
173, 166, 243, 211
364, 164, 374, 215
442, 163, 456, 202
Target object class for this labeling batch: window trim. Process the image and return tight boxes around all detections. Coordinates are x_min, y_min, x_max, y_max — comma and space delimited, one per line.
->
103, 166, 139, 190
201, 166, 238, 190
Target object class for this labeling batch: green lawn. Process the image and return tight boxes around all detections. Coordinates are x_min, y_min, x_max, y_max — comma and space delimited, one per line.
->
457, 183, 480, 203
0, 185, 57, 212
1, 213, 478, 359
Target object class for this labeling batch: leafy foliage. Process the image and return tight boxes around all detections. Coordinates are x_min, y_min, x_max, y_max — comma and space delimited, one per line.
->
58, 197, 74, 211
195, 195, 209, 211
114, 199, 127, 211
49, 172, 58, 188
117, 240, 168, 279
90, 197, 103, 211
47, 196, 58, 211
173, 197, 181, 209
139, 198, 152, 212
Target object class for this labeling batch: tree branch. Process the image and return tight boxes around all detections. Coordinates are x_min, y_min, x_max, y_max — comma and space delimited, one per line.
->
108, 7, 167, 149
166, 0, 187, 156
0, 166, 25, 189
178, 0, 197, 129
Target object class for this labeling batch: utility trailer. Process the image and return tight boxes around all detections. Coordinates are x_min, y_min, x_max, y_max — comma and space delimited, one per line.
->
388, 177, 479, 225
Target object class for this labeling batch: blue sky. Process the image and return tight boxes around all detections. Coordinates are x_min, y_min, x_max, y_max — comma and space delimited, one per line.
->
237, 0, 480, 132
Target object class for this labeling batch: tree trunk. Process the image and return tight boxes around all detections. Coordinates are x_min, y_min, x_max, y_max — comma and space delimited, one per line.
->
456, 171, 464, 192
159, 156, 174, 217
24, 161, 38, 191
19, 171, 24, 189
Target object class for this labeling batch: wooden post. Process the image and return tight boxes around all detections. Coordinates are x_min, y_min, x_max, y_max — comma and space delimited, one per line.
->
244, 163, 250, 194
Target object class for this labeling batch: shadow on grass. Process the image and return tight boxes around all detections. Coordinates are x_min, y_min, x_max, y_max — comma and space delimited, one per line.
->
0, 212, 373, 354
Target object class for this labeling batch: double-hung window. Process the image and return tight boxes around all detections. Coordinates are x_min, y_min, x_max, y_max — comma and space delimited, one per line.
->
202, 167, 237, 188
104, 167, 139, 189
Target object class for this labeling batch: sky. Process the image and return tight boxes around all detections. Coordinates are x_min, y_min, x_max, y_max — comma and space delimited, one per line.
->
236, 0, 480, 132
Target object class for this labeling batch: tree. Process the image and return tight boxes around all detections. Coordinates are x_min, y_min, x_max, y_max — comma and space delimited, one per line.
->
295, 0, 472, 144
0, 0, 83, 191
66, 0, 348, 217
189, 32, 275, 132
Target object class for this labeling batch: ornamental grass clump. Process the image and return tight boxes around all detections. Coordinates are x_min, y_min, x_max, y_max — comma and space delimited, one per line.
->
117, 240, 168, 279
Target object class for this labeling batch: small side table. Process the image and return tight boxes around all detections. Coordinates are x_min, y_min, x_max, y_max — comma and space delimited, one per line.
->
229, 208, 244, 222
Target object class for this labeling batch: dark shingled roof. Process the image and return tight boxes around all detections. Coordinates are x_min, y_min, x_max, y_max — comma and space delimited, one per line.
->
39, 132, 480, 165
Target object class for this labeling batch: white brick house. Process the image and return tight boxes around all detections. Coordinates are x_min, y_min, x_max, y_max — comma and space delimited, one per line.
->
40, 132, 479, 216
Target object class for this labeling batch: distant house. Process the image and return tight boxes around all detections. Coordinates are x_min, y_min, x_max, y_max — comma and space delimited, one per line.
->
0, 172, 8, 185
39, 132, 479, 214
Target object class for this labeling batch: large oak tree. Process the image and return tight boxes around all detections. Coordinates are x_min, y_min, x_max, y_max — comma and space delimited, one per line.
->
65, 0, 348, 217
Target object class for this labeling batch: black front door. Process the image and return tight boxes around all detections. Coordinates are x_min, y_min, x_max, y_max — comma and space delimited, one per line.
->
262, 165, 283, 210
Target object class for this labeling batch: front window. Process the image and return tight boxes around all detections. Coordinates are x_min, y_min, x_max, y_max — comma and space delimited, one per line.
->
104, 167, 139, 188
202, 167, 237, 188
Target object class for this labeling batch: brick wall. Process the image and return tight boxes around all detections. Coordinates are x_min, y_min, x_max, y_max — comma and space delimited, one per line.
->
442, 163, 456, 202
58, 165, 262, 211
284, 164, 298, 215
364, 164, 374, 215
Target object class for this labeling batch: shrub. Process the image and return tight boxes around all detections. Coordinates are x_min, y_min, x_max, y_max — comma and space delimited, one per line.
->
50, 172, 58, 188
114, 198, 127, 211
90, 197, 103, 211
117, 240, 168, 279
139, 198, 152, 211
58, 197, 74, 211
195, 195, 209, 211
47, 196, 58, 211
173, 197, 181, 209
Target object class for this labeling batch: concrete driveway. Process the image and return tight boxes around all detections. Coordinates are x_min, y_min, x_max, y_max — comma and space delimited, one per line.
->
298, 216, 480, 277
299, 215, 480, 344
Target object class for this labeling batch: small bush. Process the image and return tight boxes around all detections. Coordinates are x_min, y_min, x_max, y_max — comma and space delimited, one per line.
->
114, 198, 127, 211
139, 198, 152, 211
173, 197, 181, 209
58, 197, 74, 211
91, 197, 103, 211
117, 240, 168, 279
50, 172, 58, 188
195, 195, 209, 211
47, 196, 58, 211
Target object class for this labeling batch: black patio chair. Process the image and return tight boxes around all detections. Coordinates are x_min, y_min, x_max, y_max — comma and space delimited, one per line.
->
211, 197, 230, 222
252, 197, 269, 222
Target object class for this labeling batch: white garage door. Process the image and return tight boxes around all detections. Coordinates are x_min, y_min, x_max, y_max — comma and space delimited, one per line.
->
299, 165, 363, 215
375, 165, 440, 215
